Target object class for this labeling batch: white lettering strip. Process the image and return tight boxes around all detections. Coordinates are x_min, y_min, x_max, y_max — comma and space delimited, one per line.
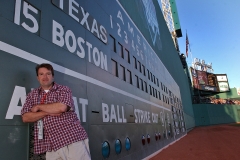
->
0, 41, 170, 111
116, 0, 157, 57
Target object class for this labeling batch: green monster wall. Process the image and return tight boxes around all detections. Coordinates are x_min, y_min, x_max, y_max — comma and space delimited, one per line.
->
118, 0, 195, 130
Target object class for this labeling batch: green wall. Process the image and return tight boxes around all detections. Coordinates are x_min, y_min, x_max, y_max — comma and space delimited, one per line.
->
119, 0, 195, 131
193, 104, 240, 126
215, 88, 240, 99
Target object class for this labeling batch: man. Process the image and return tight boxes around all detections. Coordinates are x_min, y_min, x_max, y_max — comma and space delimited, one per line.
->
21, 63, 91, 160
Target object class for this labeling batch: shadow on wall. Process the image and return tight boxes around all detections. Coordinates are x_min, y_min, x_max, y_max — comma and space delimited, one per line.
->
193, 104, 240, 126
225, 105, 240, 122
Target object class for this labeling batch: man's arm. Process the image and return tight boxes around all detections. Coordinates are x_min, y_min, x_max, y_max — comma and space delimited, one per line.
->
31, 102, 68, 114
22, 111, 62, 123
22, 111, 48, 123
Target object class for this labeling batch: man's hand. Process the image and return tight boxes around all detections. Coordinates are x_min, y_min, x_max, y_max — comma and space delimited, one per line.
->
31, 105, 40, 112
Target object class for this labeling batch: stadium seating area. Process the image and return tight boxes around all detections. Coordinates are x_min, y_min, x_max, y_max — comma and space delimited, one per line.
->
192, 96, 240, 105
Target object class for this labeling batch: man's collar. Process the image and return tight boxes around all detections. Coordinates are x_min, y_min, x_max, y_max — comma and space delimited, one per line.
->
37, 82, 58, 92
51, 82, 58, 91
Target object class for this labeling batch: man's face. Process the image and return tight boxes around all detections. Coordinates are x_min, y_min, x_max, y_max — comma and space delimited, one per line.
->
37, 67, 54, 89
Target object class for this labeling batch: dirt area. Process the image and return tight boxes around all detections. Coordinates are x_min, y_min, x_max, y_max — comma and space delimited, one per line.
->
150, 124, 240, 160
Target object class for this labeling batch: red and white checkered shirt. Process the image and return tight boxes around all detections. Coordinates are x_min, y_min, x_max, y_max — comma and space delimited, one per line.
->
21, 83, 88, 154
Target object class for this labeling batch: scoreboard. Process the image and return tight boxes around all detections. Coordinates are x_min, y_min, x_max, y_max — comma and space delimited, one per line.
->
190, 67, 229, 92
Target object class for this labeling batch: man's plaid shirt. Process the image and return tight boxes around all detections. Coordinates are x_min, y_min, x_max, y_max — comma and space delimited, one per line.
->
21, 83, 88, 154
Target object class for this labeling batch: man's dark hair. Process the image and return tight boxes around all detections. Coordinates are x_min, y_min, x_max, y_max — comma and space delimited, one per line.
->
35, 63, 54, 76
